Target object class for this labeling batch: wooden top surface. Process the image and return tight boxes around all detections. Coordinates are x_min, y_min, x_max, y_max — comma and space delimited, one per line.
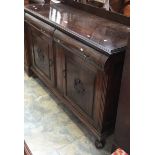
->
24, 2, 130, 55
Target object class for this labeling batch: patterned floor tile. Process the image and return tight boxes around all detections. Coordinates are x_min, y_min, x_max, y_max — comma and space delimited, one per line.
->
58, 136, 110, 155
24, 73, 112, 155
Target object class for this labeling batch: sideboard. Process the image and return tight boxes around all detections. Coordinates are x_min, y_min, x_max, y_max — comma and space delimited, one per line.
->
24, 2, 129, 148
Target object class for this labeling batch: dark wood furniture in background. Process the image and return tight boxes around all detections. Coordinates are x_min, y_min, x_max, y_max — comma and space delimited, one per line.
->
66, 0, 130, 25
24, 141, 32, 155
72, 0, 130, 17
109, 0, 130, 17
112, 36, 130, 154
24, 0, 29, 5
26, 0, 50, 4
24, 1, 129, 148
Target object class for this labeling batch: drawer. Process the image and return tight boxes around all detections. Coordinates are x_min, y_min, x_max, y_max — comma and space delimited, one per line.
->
53, 30, 109, 70
24, 13, 55, 37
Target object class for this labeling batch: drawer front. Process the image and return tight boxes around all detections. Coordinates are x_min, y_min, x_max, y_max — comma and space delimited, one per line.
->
24, 13, 55, 37
54, 30, 108, 70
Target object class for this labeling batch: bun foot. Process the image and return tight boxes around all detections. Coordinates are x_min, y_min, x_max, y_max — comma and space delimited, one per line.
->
95, 139, 105, 149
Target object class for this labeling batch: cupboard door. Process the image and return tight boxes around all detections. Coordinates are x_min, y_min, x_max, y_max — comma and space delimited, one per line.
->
30, 26, 54, 84
55, 40, 99, 120
65, 54, 97, 118
31, 28, 50, 77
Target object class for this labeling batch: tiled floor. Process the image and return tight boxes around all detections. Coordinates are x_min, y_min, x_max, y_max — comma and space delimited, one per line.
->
24, 73, 113, 155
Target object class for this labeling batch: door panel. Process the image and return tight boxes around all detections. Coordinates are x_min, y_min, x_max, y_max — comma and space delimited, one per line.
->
54, 41, 100, 125
32, 33, 50, 77
65, 56, 96, 117
30, 26, 54, 84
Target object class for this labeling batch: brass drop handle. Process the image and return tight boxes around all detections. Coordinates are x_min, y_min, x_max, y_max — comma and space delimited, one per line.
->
41, 28, 46, 33
83, 53, 90, 61
57, 39, 60, 43
83, 53, 88, 60
80, 48, 89, 60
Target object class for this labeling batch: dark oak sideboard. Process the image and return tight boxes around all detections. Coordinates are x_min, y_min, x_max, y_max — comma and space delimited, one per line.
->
24, 2, 129, 148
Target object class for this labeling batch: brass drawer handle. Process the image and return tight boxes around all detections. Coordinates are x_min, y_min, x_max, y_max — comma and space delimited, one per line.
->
83, 53, 88, 59
41, 28, 46, 33
79, 48, 89, 60
82, 53, 89, 61
80, 48, 84, 52
55, 39, 61, 44
57, 39, 60, 43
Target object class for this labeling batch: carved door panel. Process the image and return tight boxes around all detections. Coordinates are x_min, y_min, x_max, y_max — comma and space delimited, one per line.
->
54, 41, 101, 121
31, 28, 50, 77
30, 26, 54, 84
64, 55, 97, 117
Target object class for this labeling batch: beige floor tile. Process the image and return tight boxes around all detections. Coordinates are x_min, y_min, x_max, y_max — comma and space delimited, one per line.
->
58, 136, 110, 155
24, 73, 112, 155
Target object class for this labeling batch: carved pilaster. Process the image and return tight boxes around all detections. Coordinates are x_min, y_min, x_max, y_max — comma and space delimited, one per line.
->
98, 71, 109, 130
